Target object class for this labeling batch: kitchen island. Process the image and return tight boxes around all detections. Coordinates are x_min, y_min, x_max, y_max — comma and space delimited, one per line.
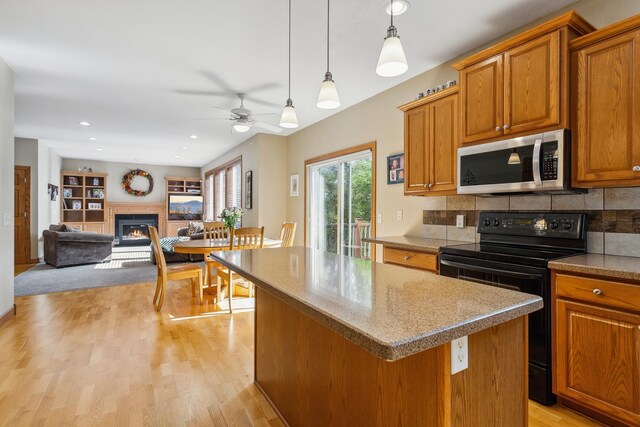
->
211, 247, 542, 426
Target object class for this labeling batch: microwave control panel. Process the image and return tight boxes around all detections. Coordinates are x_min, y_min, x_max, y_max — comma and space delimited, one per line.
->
542, 142, 559, 181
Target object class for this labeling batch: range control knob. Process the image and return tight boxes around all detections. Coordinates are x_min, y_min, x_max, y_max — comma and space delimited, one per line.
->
493, 219, 500, 227
484, 219, 491, 227
550, 221, 559, 230
563, 223, 572, 231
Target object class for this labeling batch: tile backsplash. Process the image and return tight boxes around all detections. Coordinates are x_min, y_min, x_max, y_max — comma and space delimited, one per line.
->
422, 188, 640, 256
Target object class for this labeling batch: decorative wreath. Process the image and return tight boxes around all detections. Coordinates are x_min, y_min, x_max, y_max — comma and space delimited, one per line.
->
122, 168, 154, 197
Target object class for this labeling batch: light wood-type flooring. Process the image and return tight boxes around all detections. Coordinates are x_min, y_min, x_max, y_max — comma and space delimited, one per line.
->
0, 280, 604, 426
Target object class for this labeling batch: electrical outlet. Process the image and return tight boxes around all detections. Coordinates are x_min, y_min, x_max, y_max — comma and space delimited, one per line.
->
377, 213, 383, 224
396, 209, 403, 221
451, 336, 468, 374
3, 213, 10, 226
456, 214, 466, 228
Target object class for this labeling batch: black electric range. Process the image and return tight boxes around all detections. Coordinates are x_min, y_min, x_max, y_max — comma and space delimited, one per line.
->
439, 211, 587, 405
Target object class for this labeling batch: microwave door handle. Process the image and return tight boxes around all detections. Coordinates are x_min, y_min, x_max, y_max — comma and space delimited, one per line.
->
532, 139, 543, 186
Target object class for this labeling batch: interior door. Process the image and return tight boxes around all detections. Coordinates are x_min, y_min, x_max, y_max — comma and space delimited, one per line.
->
14, 166, 31, 264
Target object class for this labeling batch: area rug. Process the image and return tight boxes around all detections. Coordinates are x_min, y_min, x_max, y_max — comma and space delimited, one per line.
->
14, 246, 158, 296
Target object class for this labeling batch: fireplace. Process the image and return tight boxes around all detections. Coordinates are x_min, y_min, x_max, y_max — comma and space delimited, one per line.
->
115, 214, 159, 246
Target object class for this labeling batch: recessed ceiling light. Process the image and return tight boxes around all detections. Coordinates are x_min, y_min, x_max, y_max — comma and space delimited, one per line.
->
88, 137, 98, 141
385, 0, 410, 15
181, 146, 188, 150
189, 135, 198, 139
95, 148, 103, 151
79, 121, 91, 126
173, 155, 181, 158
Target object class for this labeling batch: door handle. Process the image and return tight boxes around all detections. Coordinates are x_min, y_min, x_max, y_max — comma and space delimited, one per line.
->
532, 139, 543, 186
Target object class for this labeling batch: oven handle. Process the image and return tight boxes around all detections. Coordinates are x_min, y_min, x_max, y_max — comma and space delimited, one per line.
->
532, 138, 543, 186
440, 259, 544, 280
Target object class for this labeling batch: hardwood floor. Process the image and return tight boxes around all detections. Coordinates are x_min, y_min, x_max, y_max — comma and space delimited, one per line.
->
14, 263, 36, 276
0, 281, 603, 426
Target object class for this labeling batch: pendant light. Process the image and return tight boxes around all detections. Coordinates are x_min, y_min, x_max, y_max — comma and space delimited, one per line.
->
280, 0, 299, 128
376, 0, 408, 77
316, 0, 340, 109
508, 148, 521, 165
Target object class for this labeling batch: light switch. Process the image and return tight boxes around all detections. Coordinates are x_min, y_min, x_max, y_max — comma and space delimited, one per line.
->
3, 213, 10, 226
396, 209, 403, 221
377, 213, 383, 224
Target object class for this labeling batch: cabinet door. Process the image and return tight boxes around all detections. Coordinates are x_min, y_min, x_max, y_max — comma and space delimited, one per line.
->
83, 223, 105, 234
404, 106, 429, 194
460, 55, 504, 144
573, 29, 640, 186
504, 31, 560, 135
429, 93, 458, 194
556, 299, 640, 425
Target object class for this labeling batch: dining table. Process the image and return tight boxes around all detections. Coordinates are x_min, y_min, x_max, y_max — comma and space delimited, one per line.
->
172, 237, 282, 288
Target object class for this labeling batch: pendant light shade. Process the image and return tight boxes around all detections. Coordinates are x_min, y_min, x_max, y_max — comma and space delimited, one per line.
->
508, 149, 521, 165
376, 0, 408, 77
317, 0, 340, 109
280, 0, 299, 128
280, 99, 299, 128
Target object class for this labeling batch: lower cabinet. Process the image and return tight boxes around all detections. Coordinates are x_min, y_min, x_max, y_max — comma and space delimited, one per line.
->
382, 246, 438, 273
166, 221, 189, 237
64, 222, 106, 234
553, 272, 640, 426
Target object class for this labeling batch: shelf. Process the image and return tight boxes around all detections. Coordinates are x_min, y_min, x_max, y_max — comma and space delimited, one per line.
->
64, 185, 83, 188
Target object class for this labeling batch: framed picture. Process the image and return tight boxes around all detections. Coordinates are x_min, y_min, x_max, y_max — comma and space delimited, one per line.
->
92, 177, 100, 186
68, 176, 79, 186
88, 203, 102, 210
387, 153, 405, 185
63, 188, 72, 198
72, 200, 82, 210
290, 174, 299, 197
245, 170, 253, 209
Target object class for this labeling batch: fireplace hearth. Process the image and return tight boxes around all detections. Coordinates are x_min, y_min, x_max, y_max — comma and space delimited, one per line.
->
115, 214, 159, 246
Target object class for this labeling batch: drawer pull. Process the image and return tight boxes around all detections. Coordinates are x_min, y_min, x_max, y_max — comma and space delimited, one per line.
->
592, 288, 603, 296
403, 256, 411, 261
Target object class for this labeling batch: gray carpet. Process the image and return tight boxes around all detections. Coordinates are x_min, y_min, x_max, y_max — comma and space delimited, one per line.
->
15, 246, 159, 296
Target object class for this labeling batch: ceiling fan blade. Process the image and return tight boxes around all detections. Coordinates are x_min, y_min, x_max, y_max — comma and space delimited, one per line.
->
254, 121, 283, 133
175, 89, 230, 97
252, 112, 279, 117
244, 97, 281, 108
193, 117, 234, 121
199, 70, 233, 92
211, 106, 238, 116
244, 82, 280, 94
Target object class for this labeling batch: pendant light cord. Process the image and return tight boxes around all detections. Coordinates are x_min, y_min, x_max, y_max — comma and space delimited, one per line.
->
326, 0, 330, 73
288, 0, 292, 100
390, 0, 394, 27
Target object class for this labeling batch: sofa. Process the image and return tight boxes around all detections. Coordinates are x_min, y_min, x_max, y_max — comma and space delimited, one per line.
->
43, 225, 115, 268
149, 225, 205, 265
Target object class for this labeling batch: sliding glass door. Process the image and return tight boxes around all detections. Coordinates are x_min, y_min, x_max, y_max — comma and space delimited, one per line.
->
307, 150, 373, 259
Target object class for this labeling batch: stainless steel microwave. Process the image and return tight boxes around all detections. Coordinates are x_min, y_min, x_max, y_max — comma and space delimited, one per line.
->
457, 129, 570, 195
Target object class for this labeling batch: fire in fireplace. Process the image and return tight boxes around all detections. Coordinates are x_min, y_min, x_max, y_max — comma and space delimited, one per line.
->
114, 214, 159, 246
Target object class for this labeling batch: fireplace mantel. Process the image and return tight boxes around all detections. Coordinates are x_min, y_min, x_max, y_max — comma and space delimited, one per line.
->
106, 202, 166, 237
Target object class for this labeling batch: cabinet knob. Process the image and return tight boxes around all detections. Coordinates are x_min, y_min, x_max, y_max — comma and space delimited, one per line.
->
403, 256, 411, 261
428, 183, 433, 189
503, 124, 510, 130
592, 288, 603, 296
423, 183, 428, 188
495, 126, 501, 132
633, 165, 640, 172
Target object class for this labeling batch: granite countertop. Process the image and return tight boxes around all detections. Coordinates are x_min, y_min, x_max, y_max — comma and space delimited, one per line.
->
211, 247, 542, 361
363, 235, 470, 253
549, 254, 640, 282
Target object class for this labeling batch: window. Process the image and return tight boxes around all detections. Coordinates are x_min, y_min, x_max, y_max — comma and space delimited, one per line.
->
204, 157, 242, 220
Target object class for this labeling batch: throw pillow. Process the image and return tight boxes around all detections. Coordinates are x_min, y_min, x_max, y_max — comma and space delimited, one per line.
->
65, 224, 82, 232
187, 222, 204, 236
49, 224, 66, 232
159, 236, 189, 254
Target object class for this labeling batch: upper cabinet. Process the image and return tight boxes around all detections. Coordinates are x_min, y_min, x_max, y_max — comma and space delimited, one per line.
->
454, 11, 595, 145
399, 87, 458, 196
570, 15, 640, 188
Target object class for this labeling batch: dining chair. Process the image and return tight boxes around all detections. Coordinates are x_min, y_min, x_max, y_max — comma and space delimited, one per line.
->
203, 221, 228, 302
279, 222, 297, 247
216, 226, 264, 313
149, 226, 203, 311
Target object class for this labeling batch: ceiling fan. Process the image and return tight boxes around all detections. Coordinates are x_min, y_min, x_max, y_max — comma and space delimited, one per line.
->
199, 93, 282, 134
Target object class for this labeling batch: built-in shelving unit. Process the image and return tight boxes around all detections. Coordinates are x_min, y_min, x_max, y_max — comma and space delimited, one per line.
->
61, 171, 108, 231
165, 176, 203, 236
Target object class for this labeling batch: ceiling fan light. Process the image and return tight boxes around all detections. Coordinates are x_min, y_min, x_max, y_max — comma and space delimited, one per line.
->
233, 123, 252, 133
279, 99, 299, 128
376, 32, 408, 77
385, 0, 410, 16
317, 73, 340, 109
508, 150, 521, 165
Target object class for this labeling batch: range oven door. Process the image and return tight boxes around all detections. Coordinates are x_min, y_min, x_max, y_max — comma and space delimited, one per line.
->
457, 128, 568, 195
439, 254, 555, 405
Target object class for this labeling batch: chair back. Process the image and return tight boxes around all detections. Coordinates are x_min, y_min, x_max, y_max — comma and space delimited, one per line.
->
279, 222, 297, 247
354, 219, 372, 259
148, 226, 167, 280
204, 221, 227, 240
231, 227, 264, 250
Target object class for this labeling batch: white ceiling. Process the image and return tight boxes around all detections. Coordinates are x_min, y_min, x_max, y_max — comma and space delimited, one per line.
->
0, 0, 576, 167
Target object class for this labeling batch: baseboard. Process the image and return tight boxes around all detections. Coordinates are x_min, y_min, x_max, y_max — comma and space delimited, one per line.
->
30, 258, 38, 264
0, 304, 16, 327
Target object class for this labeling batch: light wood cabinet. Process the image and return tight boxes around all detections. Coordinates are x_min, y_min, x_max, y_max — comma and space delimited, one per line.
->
399, 88, 458, 196
383, 246, 438, 273
571, 15, 640, 187
552, 271, 640, 426
166, 221, 189, 237
61, 171, 108, 233
454, 12, 594, 145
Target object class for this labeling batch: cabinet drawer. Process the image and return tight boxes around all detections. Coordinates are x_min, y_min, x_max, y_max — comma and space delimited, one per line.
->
383, 247, 438, 273
555, 273, 640, 312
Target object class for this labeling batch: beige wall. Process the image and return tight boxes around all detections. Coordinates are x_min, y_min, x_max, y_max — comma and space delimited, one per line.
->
37, 143, 61, 258
62, 158, 200, 204
285, 0, 640, 247
15, 138, 38, 259
0, 56, 14, 316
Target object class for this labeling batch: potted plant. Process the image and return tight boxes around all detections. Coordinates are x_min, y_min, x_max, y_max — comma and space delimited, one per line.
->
219, 206, 243, 231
